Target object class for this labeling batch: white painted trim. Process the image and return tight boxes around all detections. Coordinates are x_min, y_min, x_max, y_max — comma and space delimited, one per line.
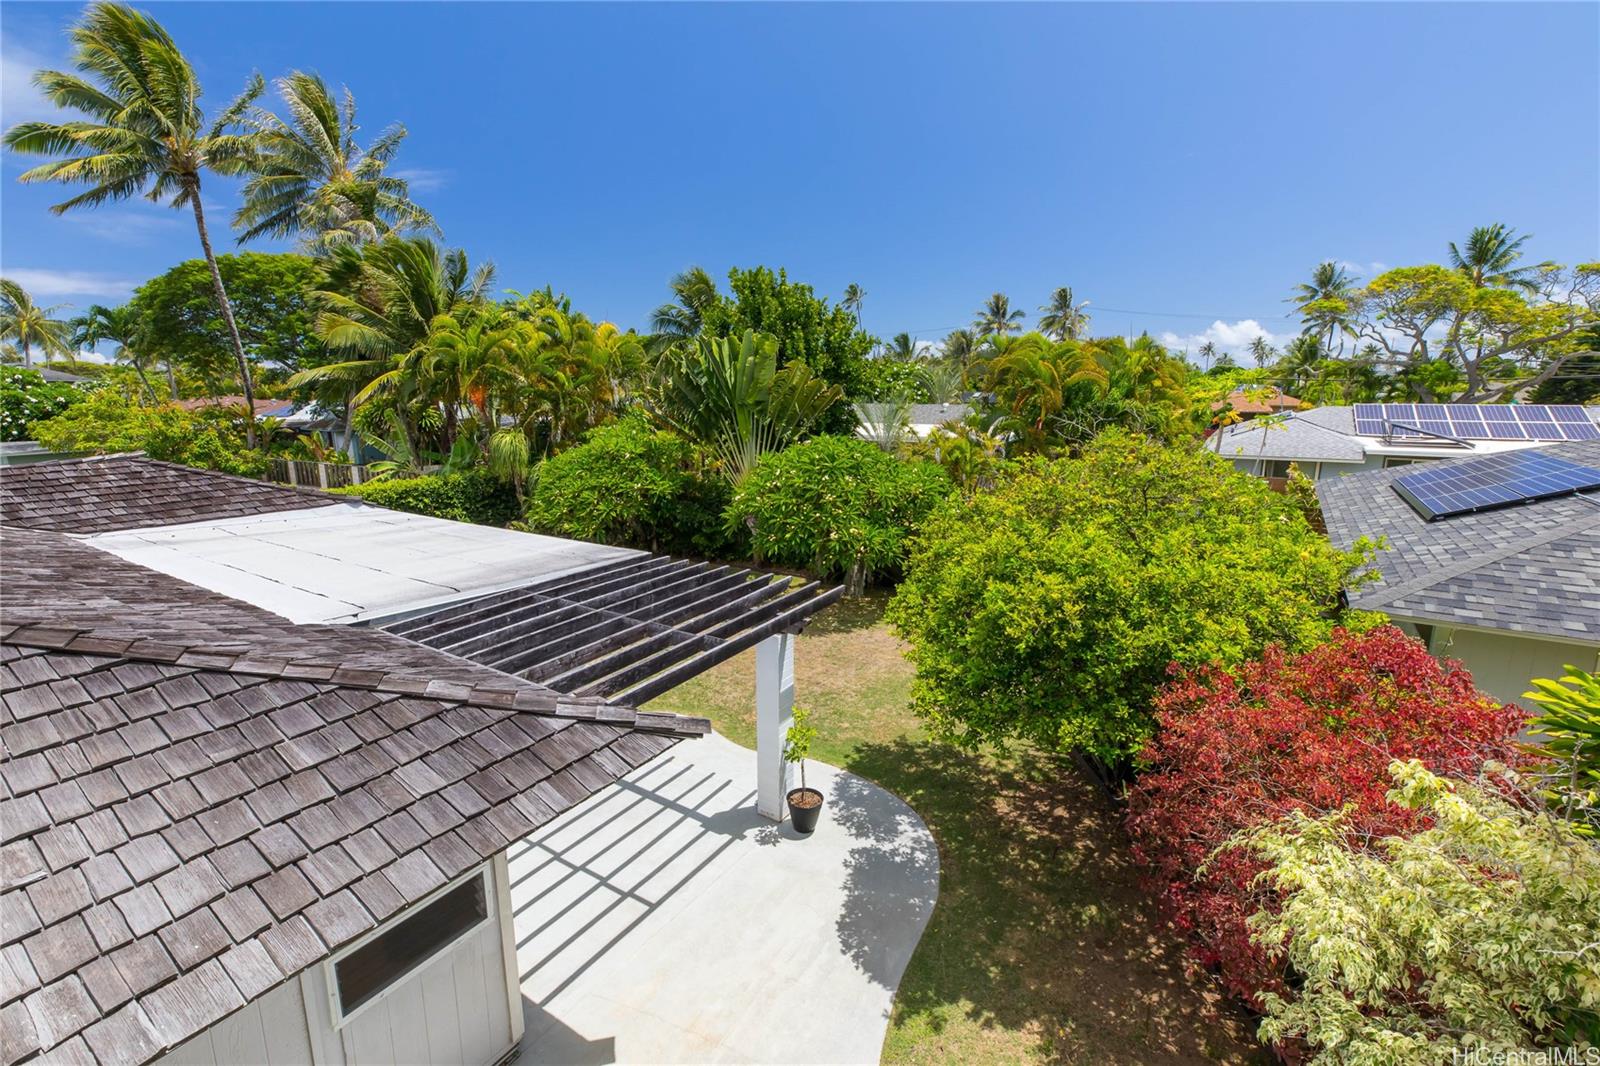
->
325, 864, 494, 1029
491, 852, 524, 1046
755, 632, 796, 821
1383, 612, 1600, 653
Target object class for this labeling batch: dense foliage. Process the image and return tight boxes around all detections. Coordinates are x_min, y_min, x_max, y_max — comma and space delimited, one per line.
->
1242, 760, 1600, 1060
332, 469, 518, 526
1125, 627, 1525, 1004
0, 366, 87, 442
887, 432, 1375, 762
727, 435, 951, 590
128, 253, 324, 390
1526, 665, 1600, 834
29, 388, 268, 477
522, 417, 732, 556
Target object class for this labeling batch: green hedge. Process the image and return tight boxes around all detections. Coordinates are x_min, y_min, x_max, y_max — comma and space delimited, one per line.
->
522, 417, 733, 555
726, 434, 951, 588
333, 470, 520, 526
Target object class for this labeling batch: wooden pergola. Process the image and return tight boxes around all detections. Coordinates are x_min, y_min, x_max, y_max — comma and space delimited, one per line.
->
382, 556, 844, 818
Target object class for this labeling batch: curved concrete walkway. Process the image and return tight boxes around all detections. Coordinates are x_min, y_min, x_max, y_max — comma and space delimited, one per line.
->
508, 732, 939, 1065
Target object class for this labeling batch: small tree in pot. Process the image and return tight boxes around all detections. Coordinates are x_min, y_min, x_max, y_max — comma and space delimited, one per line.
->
784, 706, 824, 833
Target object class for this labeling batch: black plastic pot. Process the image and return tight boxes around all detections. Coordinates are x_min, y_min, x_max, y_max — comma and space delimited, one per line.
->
787, 787, 825, 834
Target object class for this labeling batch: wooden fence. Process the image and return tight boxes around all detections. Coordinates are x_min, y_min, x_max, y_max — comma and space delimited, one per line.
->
266, 457, 370, 490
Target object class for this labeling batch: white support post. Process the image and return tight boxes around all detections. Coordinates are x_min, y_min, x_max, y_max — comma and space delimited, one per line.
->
755, 632, 796, 821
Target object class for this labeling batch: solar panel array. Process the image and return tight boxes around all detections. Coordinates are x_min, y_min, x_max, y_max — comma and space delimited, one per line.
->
1352, 403, 1600, 442
1393, 450, 1600, 521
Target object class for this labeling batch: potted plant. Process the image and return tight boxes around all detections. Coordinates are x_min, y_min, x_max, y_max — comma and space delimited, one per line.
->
784, 706, 824, 833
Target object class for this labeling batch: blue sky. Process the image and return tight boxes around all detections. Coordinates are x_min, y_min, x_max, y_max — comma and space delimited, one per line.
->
3, 2, 1597, 359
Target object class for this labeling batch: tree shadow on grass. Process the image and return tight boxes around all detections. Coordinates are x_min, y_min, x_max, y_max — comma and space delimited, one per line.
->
804, 588, 895, 636
841, 737, 1265, 1065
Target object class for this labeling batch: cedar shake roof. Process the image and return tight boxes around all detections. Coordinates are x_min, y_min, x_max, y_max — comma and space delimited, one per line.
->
0, 521, 708, 1064
1209, 387, 1300, 415
1317, 439, 1600, 642
0, 456, 332, 534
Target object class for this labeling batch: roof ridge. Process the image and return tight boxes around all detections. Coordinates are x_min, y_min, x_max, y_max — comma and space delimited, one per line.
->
0, 622, 710, 738
1356, 509, 1599, 610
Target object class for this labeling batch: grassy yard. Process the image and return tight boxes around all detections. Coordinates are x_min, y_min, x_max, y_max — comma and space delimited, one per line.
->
648, 592, 1261, 1065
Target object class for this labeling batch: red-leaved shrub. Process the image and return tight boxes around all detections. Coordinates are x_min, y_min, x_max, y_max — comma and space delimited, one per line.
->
1125, 625, 1525, 1006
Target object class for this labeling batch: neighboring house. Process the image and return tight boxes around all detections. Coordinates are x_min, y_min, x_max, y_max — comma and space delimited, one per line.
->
1214, 402, 1600, 481
1210, 386, 1300, 421
0, 457, 837, 1066
854, 402, 972, 442
35, 368, 91, 385
1317, 439, 1600, 706
174, 396, 298, 419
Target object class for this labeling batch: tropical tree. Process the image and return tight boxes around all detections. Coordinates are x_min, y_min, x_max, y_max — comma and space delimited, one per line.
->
289, 235, 494, 456
1196, 340, 1218, 369
842, 282, 865, 325
1038, 286, 1090, 341
1449, 223, 1542, 291
72, 303, 158, 398
1247, 336, 1275, 369
234, 71, 435, 254
1290, 260, 1358, 358
3, 1, 266, 444
648, 329, 842, 483
648, 266, 718, 354
973, 292, 1025, 336
976, 333, 1105, 452
0, 279, 73, 367
880, 332, 921, 361
941, 328, 978, 387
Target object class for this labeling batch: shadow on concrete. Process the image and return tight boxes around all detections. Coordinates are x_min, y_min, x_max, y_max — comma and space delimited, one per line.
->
512, 754, 756, 1004
830, 772, 940, 991
521, 995, 615, 1065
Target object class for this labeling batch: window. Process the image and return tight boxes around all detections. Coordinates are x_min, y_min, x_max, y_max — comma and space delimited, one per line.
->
1382, 456, 1436, 469
1260, 459, 1296, 478
330, 866, 490, 1022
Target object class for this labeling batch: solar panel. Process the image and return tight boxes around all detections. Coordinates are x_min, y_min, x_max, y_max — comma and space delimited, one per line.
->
1353, 403, 1386, 435
1393, 451, 1600, 521
1353, 403, 1597, 441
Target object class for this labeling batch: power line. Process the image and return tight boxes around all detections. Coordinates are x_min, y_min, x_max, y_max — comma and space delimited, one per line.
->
899, 304, 1304, 339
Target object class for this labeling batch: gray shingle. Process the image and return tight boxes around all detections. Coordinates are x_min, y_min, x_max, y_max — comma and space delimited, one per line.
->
1318, 439, 1600, 641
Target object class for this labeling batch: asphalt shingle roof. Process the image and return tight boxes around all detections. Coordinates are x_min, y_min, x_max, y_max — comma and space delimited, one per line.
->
1316, 439, 1600, 642
0, 456, 332, 534
0, 522, 707, 1065
1213, 410, 1368, 463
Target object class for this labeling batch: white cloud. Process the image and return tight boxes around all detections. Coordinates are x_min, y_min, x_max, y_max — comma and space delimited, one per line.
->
1160, 319, 1288, 359
1337, 260, 1389, 279
392, 167, 449, 193
0, 268, 138, 300
0, 39, 55, 127
62, 208, 183, 245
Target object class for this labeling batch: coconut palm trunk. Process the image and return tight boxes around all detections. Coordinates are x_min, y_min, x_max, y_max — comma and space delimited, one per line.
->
188, 188, 257, 445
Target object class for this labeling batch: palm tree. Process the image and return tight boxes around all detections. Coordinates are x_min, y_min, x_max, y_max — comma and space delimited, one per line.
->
941, 328, 978, 388
1247, 336, 1276, 369
0, 280, 73, 367
290, 235, 494, 457
1037, 286, 1090, 341
1290, 261, 1358, 358
973, 292, 1025, 336
1197, 341, 1218, 369
72, 303, 161, 398
3, 2, 265, 444
649, 266, 719, 355
234, 71, 436, 254
881, 332, 920, 361
1448, 223, 1540, 291
842, 283, 865, 326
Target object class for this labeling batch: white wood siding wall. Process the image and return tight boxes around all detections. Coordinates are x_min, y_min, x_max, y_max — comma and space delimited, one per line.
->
155, 857, 523, 1066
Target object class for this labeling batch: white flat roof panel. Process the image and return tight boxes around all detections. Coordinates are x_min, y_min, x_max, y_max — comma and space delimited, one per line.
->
84, 503, 645, 624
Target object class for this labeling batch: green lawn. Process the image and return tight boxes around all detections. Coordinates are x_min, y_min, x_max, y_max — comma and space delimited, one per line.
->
648, 592, 1261, 1065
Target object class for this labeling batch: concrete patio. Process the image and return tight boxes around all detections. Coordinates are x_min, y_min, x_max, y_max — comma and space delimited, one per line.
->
508, 732, 940, 1064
